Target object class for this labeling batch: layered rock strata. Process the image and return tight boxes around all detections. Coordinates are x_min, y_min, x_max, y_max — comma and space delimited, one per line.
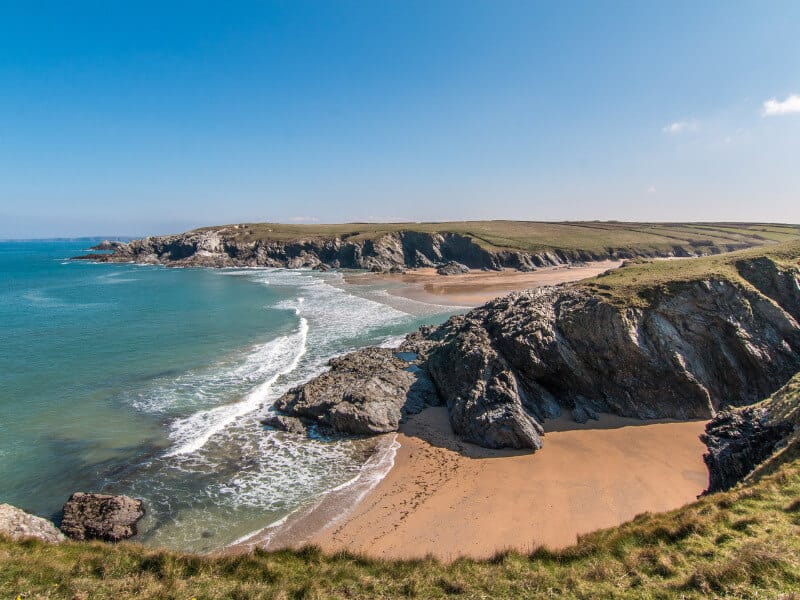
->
73, 227, 718, 272
270, 254, 800, 450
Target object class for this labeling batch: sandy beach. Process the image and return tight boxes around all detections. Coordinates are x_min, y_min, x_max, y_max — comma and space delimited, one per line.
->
228, 262, 712, 561
344, 260, 622, 306
245, 407, 707, 561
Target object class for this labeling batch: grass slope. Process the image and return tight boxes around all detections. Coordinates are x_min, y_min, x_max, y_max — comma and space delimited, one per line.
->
2, 456, 800, 599
195, 221, 800, 255
584, 239, 800, 307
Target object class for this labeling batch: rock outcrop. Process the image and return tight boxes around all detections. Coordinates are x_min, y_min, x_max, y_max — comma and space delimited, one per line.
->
274, 347, 440, 435
260, 414, 307, 435
274, 252, 800, 450
60, 493, 145, 542
0, 504, 65, 543
702, 407, 794, 493
436, 261, 470, 275
701, 371, 800, 493
90, 240, 126, 251
72, 226, 712, 272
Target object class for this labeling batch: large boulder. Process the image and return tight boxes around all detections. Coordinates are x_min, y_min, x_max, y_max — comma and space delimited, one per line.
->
274, 347, 440, 435
60, 493, 145, 542
436, 260, 470, 275
0, 504, 65, 543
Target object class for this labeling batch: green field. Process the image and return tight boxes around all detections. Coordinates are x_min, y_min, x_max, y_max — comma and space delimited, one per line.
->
196, 221, 800, 255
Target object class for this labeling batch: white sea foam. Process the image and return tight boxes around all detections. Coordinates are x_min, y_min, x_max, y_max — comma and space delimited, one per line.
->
164, 317, 308, 457
116, 268, 450, 550
157, 271, 407, 458
228, 434, 401, 550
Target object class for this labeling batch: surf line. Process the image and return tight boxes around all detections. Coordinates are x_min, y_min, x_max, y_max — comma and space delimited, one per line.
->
164, 316, 309, 457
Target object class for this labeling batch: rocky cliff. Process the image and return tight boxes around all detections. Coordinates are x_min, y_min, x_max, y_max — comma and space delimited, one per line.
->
270, 247, 800, 450
73, 226, 723, 272
702, 372, 800, 493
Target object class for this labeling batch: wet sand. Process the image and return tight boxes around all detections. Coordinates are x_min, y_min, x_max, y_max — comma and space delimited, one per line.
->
344, 260, 621, 306
302, 408, 708, 561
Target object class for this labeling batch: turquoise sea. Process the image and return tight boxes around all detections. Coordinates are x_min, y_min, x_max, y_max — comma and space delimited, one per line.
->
0, 240, 454, 551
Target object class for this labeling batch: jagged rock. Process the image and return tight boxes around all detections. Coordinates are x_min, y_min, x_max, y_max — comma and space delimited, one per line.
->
90, 240, 125, 251
71, 226, 730, 271
701, 407, 794, 493
0, 504, 65, 543
436, 261, 470, 275
260, 414, 307, 435
273, 254, 800, 451
60, 493, 145, 542
274, 347, 441, 435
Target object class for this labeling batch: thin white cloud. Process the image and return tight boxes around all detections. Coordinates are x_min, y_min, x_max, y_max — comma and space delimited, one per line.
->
287, 216, 320, 223
646, 185, 656, 194
762, 94, 800, 116
662, 120, 697, 134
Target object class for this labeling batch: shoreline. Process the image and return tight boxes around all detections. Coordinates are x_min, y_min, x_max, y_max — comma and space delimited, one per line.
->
247, 407, 708, 561
223, 433, 401, 555
343, 260, 621, 306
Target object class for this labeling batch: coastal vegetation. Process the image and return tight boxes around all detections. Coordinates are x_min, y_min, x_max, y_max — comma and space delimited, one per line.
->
79, 220, 800, 272
585, 238, 800, 307
197, 220, 800, 254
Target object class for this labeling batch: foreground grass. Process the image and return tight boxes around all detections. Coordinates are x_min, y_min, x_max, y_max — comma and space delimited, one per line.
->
3, 457, 800, 599
195, 220, 800, 255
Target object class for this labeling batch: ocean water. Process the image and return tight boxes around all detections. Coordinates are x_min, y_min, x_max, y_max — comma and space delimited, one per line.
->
0, 240, 455, 551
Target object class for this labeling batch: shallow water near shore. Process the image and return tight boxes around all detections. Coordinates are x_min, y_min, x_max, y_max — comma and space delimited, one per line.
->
0, 240, 455, 552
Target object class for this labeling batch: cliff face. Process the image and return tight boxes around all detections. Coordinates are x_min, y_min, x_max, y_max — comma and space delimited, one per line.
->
702, 372, 800, 493
75, 227, 705, 272
271, 253, 800, 450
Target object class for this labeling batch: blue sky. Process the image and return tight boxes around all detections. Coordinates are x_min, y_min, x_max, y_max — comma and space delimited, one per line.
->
1, 1, 799, 237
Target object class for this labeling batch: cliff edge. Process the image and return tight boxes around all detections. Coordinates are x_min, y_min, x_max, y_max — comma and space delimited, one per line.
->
272, 242, 800, 450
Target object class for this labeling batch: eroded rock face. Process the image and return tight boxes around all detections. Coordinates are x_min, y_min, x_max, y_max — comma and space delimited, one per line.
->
274, 347, 440, 435
72, 228, 693, 272
0, 504, 65, 543
60, 493, 145, 542
274, 256, 800, 451
701, 407, 794, 493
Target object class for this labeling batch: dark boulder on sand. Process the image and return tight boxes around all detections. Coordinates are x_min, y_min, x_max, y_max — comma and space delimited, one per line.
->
436, 261, 470, 275
60, 493, 145, 542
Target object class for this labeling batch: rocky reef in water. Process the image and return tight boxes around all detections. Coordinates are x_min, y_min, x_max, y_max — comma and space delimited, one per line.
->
269, 248, 800, 451
72, 226, 718, 272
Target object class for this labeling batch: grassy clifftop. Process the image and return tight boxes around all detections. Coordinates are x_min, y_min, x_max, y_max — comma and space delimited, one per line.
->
2, 454, 799, 598
196, 220, 800, 254
584, 238, 800, 307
